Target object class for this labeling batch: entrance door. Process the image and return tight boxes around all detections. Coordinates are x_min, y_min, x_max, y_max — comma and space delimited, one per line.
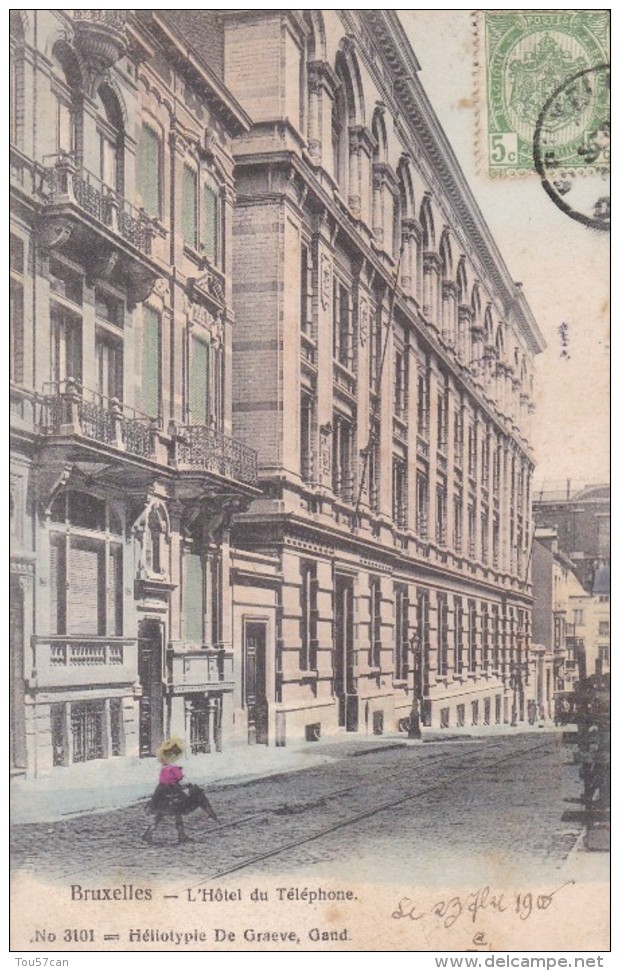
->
138, 619, 164, 756
333, 575, 358, 731
10, 576, 27, 771
245, 622, 268, 744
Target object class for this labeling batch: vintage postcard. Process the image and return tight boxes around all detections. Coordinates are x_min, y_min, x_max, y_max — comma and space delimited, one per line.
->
9, 7, 610, 957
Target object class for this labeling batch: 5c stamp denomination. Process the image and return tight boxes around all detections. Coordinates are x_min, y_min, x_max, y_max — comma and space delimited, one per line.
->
480, 10, 610, 176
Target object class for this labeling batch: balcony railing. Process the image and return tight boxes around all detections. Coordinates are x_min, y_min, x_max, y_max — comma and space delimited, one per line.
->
38, 381, 157, 460
42, 158, 155, 255
172, 423, 258, 485
33, 637, 137, 688
36, 383, 259, 486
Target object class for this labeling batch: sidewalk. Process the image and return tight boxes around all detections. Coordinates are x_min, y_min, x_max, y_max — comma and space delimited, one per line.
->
8, 724, 574, 826
10, 733, 411, 825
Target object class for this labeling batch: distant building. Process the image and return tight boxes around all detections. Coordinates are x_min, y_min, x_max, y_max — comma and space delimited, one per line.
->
533, 482, 610, 593
531, 528, 588, 719
570, 561, 611, 678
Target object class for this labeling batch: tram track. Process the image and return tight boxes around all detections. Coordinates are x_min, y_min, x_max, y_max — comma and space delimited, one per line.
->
193, 735, 554, 883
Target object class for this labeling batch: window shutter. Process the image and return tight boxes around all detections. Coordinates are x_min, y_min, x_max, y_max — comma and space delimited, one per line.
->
203, 181, 219, 264
184, 551, 203, 643
108, 546, 123, 636
190, 336, 210, 425
68, 542, 102, 635
139, 124, 161, 217
49, 538, 65, 635
182, 165, 198, 248
142, 308, 161, 418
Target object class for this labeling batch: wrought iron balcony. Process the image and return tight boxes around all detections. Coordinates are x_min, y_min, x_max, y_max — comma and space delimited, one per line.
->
42, 159, 155, 255
38, 381, 158, 461
36, 384, 259, 487
171, 423, 258, 486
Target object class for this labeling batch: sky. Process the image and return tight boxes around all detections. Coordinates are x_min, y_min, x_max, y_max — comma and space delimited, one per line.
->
399, 9, 610, 487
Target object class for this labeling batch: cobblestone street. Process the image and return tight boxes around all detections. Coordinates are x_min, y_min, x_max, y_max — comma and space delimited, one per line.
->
11, 733, 591, 889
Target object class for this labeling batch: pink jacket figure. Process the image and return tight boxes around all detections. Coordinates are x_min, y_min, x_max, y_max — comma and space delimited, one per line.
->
142, 737, 218, 845
159, 763, 184, 786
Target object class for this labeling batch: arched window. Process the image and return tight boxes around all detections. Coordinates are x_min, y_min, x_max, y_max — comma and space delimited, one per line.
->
50, 43, 82, 161
95, 84, 124, 193
332, 73, 347, 189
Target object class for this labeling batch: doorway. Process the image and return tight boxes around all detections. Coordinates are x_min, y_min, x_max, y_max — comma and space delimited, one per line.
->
138, 618, 164, 756
333, 574, 358, 730
244, 621, 268, 744
10, 575, 27, 771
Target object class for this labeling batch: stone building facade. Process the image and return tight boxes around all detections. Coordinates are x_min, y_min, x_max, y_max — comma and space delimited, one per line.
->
9, 10, 258, 776
210, 10, 545, 743
11, 10, 546, 777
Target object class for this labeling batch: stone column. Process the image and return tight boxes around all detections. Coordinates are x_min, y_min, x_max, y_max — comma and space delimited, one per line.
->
348, 126, 374, 225
458, 304, 472, 366
306, 60, 337, 165
423, 252, 442, 334
401, 217, 421, 297
441, 280, 457, 346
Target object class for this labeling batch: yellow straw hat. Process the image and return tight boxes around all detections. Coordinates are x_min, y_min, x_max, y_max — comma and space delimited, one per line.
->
157, 736, 185, 761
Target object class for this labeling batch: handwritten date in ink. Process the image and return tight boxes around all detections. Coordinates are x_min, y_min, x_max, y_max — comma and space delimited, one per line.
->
391, 881, 575, 929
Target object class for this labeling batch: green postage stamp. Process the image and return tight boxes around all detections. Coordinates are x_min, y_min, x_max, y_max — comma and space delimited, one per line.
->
480, 10, 610, 176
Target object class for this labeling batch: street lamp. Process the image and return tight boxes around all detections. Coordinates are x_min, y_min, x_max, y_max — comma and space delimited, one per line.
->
407, 631, 423, 739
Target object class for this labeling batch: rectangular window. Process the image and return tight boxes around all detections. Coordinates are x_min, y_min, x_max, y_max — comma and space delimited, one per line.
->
333, 281, 352, 369
394, 347, 408, 419
437, 392, 448, 450
392, 458, 407, 529
453, 495, 463, 553
440, 707, 450, 729
417, 370, 429, 436
394, 584, 409, 681
598, 621, 610, 636
49, 259, 83, 306
454, 404, 464, 466
484, 697, 491, 726
300, 560, 318, 672
468, 503, 476, 558
300, 392, 314, 482
300, 243, 312, 336
481, 603, 490, 669
492, 605, 500, 672
96, 333, 123, 403
367, 426, 380, 512
468, 599, 477, 672
68, 539, 105, 636
184, 550, 203, 643
71, 701, 105, 763
182, 165, 198, 248
190, 335, 210, 425
573, 609, 584, 627
142, 307, 162, 418
416, 472, 428, 538
454, 596, 463, 675
416, 589, 430, 706
456, 704, 465, 728
51, 305, 82, 385
437, 594, 448, 677
468, 423, 477, 478
203, 177, 220, 265
471, 700, 479, 726
370, 307, 382, 390
10, 276, 24, 385
493, 446, 501, 492
369, 576, 382, 669
53, 91, 74, 155
436, 484, 447, 545
139, 124, 161, 218
332, 414, 354, 503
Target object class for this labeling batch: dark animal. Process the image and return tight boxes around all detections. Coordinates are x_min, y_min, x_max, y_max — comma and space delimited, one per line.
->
142, 784, 219, 844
